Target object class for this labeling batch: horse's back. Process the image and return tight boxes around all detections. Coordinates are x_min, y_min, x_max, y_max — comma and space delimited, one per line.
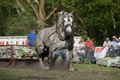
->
36, 26, 56, 47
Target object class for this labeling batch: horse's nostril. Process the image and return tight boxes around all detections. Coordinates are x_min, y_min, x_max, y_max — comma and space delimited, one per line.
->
66, 26, 72, 33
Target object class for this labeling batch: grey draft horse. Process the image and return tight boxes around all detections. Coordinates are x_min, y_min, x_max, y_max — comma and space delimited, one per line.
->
35, 11, 75, 71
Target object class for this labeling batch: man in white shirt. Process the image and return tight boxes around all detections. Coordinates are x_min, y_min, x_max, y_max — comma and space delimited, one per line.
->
102, 38, 111, 48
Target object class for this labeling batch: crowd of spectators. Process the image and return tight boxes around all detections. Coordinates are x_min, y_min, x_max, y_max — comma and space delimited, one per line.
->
74, 35, 120, 64
74, 37, 95, 64
103, 36, 120, 57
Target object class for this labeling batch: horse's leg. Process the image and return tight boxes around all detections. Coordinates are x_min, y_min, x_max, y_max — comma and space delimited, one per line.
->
43, 57, 50, 70
68, 50, 75, 71
35, 47, 46, 70
41, 46, 50, 70
51, 51, 59, 64
38, 57, 46, 70
47, 48, 54, 65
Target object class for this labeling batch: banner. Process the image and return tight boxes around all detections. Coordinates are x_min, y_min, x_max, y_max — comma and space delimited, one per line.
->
0, 36, 28, 46
94, 47, 109, 59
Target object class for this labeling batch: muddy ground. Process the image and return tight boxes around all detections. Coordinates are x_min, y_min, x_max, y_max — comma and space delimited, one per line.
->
0, 64, 120, 80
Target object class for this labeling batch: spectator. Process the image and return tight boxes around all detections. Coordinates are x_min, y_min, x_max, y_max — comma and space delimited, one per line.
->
79, 38, 86, 63
117, 37, 120, 56
103, 38, 112, 57
85, 37, 95, 64
27, 29, 37, 47
79, 38, 85, 49
102, 38, 111, 48
85, 37, 95, 50
109, 36, 119, 57
118, 37, 120, 47
111, 36, 118, 50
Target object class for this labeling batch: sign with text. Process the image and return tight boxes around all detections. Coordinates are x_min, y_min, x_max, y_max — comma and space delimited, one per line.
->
0, 36, 28, 46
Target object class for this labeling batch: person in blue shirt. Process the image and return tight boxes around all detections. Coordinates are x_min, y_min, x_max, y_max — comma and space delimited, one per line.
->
27, 29, 37, 47
110, 36, 119, 57
111, 36, 118, 50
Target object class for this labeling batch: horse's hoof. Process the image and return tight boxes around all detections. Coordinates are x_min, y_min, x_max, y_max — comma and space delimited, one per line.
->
45, 66, 50, 70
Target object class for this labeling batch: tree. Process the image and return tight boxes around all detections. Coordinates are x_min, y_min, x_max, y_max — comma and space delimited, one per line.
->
0, 0, 120, 45
0, 0, 17, 35
16, 0, 58, 29
0, 0, 60, 35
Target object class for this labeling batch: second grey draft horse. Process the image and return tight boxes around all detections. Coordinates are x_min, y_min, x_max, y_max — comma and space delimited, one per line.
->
35, 11, 75, 71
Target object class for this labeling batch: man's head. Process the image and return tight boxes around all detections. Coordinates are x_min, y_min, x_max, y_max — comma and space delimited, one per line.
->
112, 36, 117, 41
87, 37, 90, 41
31, 29, 37, 34
106, 38, 110, 42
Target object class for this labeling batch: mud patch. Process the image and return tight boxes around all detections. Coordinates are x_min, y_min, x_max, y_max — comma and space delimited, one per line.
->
18, 76, 56, 80
50, 56, 69, 71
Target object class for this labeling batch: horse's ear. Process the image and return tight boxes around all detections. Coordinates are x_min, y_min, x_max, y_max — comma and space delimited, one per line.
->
58, 10, 65, 15
69, 12, 73, 17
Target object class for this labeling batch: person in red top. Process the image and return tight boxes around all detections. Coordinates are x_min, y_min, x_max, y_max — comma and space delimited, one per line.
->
85, 37, 95, 64
85, 37, 95, 50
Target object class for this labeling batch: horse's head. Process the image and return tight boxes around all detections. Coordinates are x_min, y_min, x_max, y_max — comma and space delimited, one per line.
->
63, 12, 73, 36
56, 11, 74, 40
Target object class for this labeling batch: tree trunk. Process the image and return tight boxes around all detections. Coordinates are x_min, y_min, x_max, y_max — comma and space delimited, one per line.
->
37, 0, 46, 29
111, 8, 116, 29
26, 0, 58, 30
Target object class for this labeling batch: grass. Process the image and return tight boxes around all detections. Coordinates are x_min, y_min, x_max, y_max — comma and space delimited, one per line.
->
75, 64, 120, 72
0, 64, 120, 80
0, 68, 33, 80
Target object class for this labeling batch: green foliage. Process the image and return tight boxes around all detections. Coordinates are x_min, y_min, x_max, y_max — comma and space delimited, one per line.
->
5, 13, 36, 36
0, 0, 120, 45
72, 0, 120, 45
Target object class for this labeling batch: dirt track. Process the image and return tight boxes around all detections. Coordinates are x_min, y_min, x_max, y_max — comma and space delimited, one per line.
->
0, 64, 120, 80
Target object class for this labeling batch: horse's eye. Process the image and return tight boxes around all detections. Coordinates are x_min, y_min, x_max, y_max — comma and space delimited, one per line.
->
64, 17, 68, 22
